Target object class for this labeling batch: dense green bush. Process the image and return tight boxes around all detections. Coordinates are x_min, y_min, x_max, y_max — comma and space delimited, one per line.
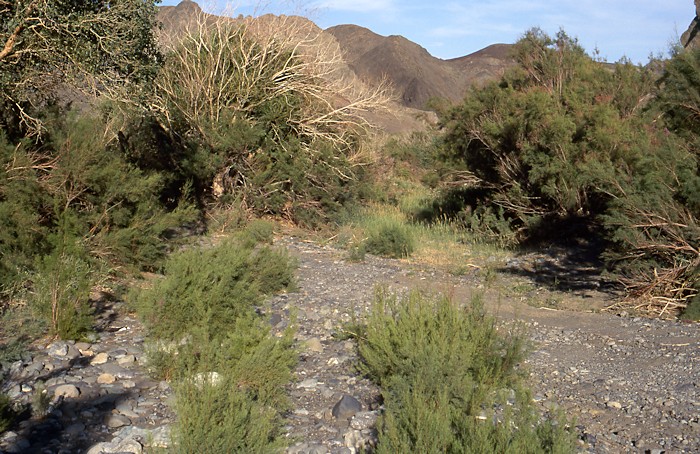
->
356, 289, 574, 453
439, 28, 699, 307
132, 236, 295, 342
171, 318, 296, 453
0, 113, 196, 337
441, 29, 655, 230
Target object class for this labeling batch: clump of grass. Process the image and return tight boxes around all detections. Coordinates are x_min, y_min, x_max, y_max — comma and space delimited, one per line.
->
170, 319, 296, 453
354, 288, 575, 453
30, 251, 94, 340
31, 382, 50, 418
363, 217, 415, 259
243, 219, 276, 245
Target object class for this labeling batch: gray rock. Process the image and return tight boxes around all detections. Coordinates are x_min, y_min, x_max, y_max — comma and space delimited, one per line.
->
297, 378, 318, 389
54, 384, 80, 399
3, 437, 31, 454
86, 442, 111, 454
47, 341, 69, 358
332, 394, 362, 420
111, 438, 143, 454
105, 414, 132, 428
100, 363, 133, 378
350, 411, 378, 430
63, 422, 86, 437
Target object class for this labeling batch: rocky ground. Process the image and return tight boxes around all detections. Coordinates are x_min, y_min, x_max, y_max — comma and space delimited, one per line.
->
1, 236, 698, 453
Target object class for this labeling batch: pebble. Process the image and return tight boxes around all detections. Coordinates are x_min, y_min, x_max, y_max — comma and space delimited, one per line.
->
105, 413, 132, 429
97, 373, 117, 384
306, 337, 324, 353
90, 352, 109, 365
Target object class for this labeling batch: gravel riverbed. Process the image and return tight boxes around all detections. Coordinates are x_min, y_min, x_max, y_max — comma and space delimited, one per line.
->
1, 236, 698, 453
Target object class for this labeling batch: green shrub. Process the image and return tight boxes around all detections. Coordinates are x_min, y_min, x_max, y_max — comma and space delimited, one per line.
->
439, 28, 700, 307
30, 251, 94, 340
149, 18, 376, 226
0, 393, 19, 433
131, 238, 295, 342
681, 294, 700, 321
171, 318, 296, 453
132, 228, 297, 451
357, 288, 575, 453
243, 219, 276, 245
363, 218, 415, 259
0, 112, 196, 313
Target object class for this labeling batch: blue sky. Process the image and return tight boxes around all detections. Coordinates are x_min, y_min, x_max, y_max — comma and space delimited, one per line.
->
161, 1, 694, 64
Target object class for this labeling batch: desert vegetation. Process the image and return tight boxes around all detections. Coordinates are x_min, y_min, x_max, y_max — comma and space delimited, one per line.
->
1, 0, 699, 451
351, 288, 575, 453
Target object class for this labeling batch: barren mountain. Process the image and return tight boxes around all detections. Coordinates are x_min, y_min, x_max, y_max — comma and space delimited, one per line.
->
326, 24, 513, 109
682, 0, 700, 48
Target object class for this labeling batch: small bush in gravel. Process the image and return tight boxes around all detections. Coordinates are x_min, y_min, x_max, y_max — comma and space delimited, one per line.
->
131, 235, 295, 342
132, 230, 298, 451
356, 288, 575, 453
363, 218, 415, 259
31, 251, 95, 340
243, 219, 276, 245
171, 319, 296, 453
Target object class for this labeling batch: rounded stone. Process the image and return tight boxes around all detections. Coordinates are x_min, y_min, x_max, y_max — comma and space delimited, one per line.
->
54, 384, 80, 399
97, 373, 117, 384
332, 394, 363, 420
305, 337, 324, 353
90, 352, 109, 365
105, 414, 132, 429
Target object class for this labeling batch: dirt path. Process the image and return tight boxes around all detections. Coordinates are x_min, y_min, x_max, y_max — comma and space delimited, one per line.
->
274, 236, 700, 454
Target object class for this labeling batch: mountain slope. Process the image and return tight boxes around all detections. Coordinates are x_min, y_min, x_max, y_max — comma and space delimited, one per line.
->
325, 24, 513, 109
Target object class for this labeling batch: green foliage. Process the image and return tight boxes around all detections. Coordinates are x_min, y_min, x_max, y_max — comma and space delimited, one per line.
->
30, 250, 94, 340
243, 219, 276, 245
0, 0, 161, 138
357, 289, 575, 453
655, 47, 700, 146
132, 237, 295, 342
0, 113, 196, 304
363, 218, 415, 259
441, 29, 656, 233
133, 226, 297, 451
170, 320, 296, 453
0, 393, 17, 433
439, 27, 700, 306
681, 291, 700, 321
